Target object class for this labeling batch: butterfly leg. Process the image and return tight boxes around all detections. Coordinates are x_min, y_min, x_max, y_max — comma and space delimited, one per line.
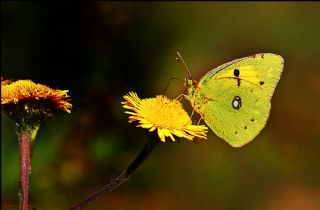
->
175, 93, 189, 101
197, 111, 205, 125
190, 109, 195, 118
191, 116, 205, 143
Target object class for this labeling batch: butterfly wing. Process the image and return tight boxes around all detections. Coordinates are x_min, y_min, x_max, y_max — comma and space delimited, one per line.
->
192, 53, 284, 147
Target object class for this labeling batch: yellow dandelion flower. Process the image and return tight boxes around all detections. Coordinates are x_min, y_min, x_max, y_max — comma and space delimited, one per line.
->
1, 79, 72, 112
122, 92, 207, 142
1, 78, 72, 125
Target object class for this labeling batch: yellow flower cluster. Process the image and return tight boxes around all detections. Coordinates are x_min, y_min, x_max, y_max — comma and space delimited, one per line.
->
2, 78, 206, 142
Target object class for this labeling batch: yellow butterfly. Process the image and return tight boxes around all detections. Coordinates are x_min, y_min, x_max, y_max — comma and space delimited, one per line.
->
178, 52, 284, 147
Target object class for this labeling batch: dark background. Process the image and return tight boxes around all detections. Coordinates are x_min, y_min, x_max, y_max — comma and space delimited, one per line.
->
2, 2, 320, 210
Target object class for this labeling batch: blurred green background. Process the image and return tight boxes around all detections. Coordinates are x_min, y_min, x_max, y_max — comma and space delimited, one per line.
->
2, 2, 320, 210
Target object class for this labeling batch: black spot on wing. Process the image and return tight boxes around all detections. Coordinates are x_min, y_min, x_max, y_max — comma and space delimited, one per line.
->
234, 69, 240, 77
237, 78, 241, 87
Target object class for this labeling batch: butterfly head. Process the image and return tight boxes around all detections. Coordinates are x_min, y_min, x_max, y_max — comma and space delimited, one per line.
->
184, 78, 198, 88
184, 78, 198, 96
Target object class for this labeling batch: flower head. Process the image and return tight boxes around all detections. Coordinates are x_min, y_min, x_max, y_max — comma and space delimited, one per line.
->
122, 92, 207, 142
1, 78, 72, 126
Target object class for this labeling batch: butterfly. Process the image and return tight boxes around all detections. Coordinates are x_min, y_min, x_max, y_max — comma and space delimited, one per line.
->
178, 52, 284, 147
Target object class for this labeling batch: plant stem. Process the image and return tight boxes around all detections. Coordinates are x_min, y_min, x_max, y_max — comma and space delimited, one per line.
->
17, 130, 32, 210
16, 126, 39, 210
69, 138, 158, 210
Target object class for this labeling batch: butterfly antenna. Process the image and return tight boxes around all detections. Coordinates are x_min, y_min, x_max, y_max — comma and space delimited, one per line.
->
176, 51, 192, 80
163, 77, 183, 95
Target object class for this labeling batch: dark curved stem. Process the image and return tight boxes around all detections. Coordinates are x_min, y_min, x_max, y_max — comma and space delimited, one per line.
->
69, 138, 158, 210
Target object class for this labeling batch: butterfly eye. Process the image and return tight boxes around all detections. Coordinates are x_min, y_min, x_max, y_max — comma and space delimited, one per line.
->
187, 80, 193, 86
232, 96, 242, 110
